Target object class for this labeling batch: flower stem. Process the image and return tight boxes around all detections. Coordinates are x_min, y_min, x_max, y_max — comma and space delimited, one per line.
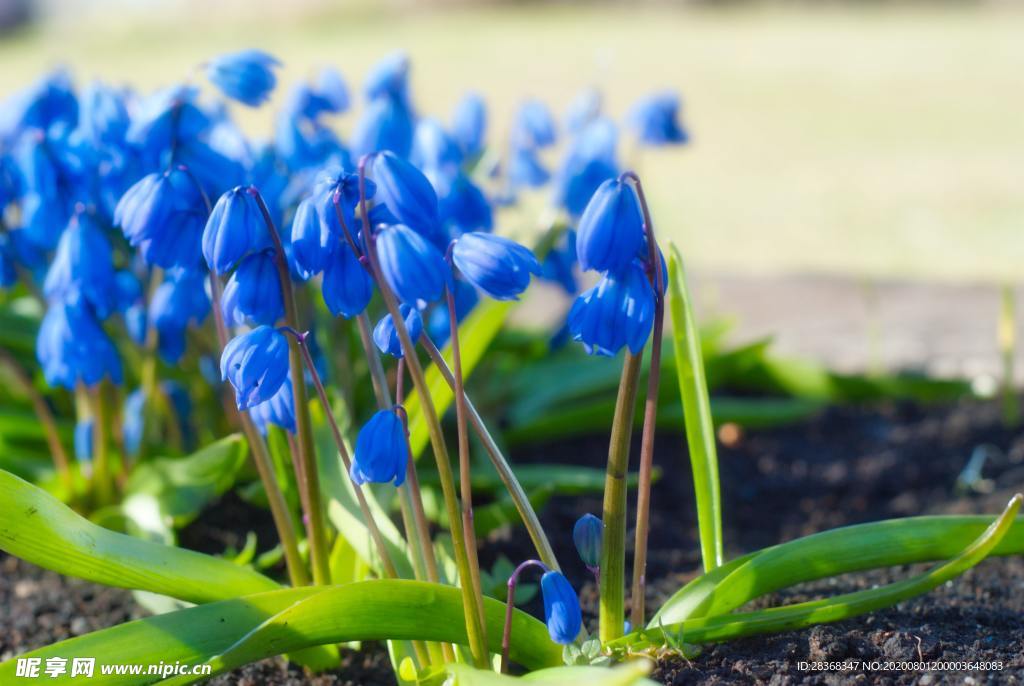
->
357, 157, 490, 668
420, 335, 560, 571
623, 171, 666, 628
250, 188, 331, 586
89, 383, 113, 507
356, 312, 392, 409
500, 559, 549, 673
599, 350, 643, 642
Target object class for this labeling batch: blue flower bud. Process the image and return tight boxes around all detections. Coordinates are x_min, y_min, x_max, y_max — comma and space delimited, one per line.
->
451, 92, 487, 158
203, 186, 268, 275
575, 177, 644, 274
43, 213, 117, 318
351, 408, 408, 487
351, 96, 414, 160
371, 151, 445, 247
567, 261, 655, 357
250, 374, 296, 435
289, 197, 335, 279
74, 419, 93, 462
373, 304, 423, 358
627, 92, 688, 146
451, 232, 540, 301
512, 100, 557, 149
220, 325, 290, 410
322, 244, 372, 319
540, 571, 582, 645
221, 250, 285, 326
375, 224, 449, 307
206, 49, 281, 107
363, 52, 410, 103
37, 297, 122, 389
573, 513, 602, 569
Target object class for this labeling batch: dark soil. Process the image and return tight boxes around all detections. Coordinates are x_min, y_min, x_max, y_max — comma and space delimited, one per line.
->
4, 397, 1024, 684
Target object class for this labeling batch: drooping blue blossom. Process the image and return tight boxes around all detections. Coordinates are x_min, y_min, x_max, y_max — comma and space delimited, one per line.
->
575, 177, 644, 274
78, 82, 130, 148
507, 145, 549, 190
371, 151, 444, 247
274, 113, 347, 172
363, 52, 411, 104
512, 100, 557, 149
351, 408, 408, 487
540, 571, 582, 644
220, 325, 290, 410
436, 173, 492, 237
250, 374, 296, 435
114, 168, 207, 269
310, 165, 373, 239
552, 118, 619, 217
375, 223, 449, 307
148, 268, 210, 362
322, 243, 373, 318
126, 85, 211, 165
450, 92, 487, 158
373, 304, 423, 358
206, 50, 281, 107
0, 234, 17, 288
567, 261, 655, 357
350, 97, 415, 160
42, 212, 117, 318
1, 69, 78, 136
202, 186, 269, 274
540, 229, 578, 295
36, 296, 122, 389
411, 119, 463, 175
451, 232, 540, 301
14, 129, 86, 249
627, 91, 688, 146
289, 197, 335, 279
74, 419, 93, 462
572, 513, 602, 569
313, 67, 350, 115
221, 250, 285, 326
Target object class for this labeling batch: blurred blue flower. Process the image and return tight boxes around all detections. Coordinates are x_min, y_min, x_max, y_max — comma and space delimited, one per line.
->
363, 52, 411, 104
575, 177, 644, 274
572, 513, 602, 569
322, 243, 373, 319
203, 186, 269, 274
371, 151, 444, 246
74, 419, 93, 462
373, 304, 422, 358
350, 97, 415, 160
36, 296, 122, 389
220, 325, 290, 410
351, 408, 408, 487
127, 85, 211, 164
221, 250, 284, 326
0, 234, 17, 288
148, 268, 210, 362
567, 261, 655, 356
42, 212, 117, 318
552, 118, 619, 217
313, 66, 350, 114
512, 100, 556, 149
451, 232, 540, 301
563, 88, 602, 133
1, 69, 78, 136
122, 389, 146, 458
115, 169, 207, 269
540, 571, 582, 644
450, 92, 487, 158
375, 223, 448, 307
250, 374, 296, 434
627, 91, 688, 146
206, 50, 281, 107
508, 146, 549, 189
411, 119, 463, 174
540, 229, 578, 295
437, 173, 492, 237
78, 82, 130, 148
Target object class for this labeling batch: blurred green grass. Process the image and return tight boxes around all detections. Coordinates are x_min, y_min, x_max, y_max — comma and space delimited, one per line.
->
1, 2, 1022, 282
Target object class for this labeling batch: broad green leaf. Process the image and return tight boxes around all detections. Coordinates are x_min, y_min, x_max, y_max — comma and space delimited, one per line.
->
628, 495, 1020, 647
0, 468, 279, 604
652, 512, 1024, 627
0, 581, 563, 685
667, 244, 723, 572
406, 299, 513, 459
441, 661, 658, 685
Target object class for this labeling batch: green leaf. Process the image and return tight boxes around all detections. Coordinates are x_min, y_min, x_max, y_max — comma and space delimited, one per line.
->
123, 434, 249, 528
406, 299, 513, 459
628, 495, 1020, 647
652, 512, 1024, 627
0, 581, 564, 685
0, 468, 279, 604
420, 464, 642, 497
667, 243, 723, 572
440, 662, 658, 686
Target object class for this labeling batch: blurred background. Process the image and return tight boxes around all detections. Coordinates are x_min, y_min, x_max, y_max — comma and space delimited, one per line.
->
2, 0, 1022, 377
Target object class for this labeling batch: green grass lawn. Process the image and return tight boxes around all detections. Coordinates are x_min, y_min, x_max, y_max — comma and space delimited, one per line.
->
1, 2, 1022, 282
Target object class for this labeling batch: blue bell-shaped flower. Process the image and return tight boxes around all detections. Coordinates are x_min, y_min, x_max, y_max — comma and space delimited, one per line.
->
371, 151, 445, 247
363, 52, 411, 103
311, 166, 372, 238
79, 82, 130, 147
372, 304, 423, 358
350, 96, 415, 160
322, 244, 373, 318
250, 374, 296, 435
627, 91, 688, 146
572, 513, 602, 569
575, 176, 644, 274
148, 269, 210, 362
289, 197, 336, 279
221, 250, 285, 326
451, 232, 540, 301
203, 186, 269, 275
115, 168, 207, 269
351, 408, 408, 487
36, 296, 122, 389
450, 92, 486, 158
206, 49, 281, 107
43, 212, 117, 318
540, 571, 582, 644
220, 325, 290, 410
437, 173, 492, 237
567, 261, 655, 357
411, 118, 463, 174
512, 100, 557, 149
375, 224, 448, 307
552, 118, 619, 218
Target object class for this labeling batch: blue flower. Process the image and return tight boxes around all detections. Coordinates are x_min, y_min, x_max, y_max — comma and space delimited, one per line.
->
512, 100, 557, 148
43, 212, 117, 318
2, 69, 78, 135
0, 234, 17, 289
221, 250, 284, 326
350, 97, 415, 160
567, 261, 655, 357
450, 92, 487, 158
289, 197, 335, 279
375, 224, 448, 307
373, 304, 423, 358
573, 513, 602, 569
74, 419, 93, 462
203, 186, 269, 274
575, 177, 644, 274
552, 118, 619, 217
363, 52, 410, 103
371, 151, 445, 247
351, 408, 408, 487
322, 243, 373, 318
311, 166, 372, 239
148, 269, 210, 362
540, 571, 582, 644
411, 119, 463, 174
426, 277, 479, 346
220, 325, 290, 410
79, 82, 130, 147
122, 389, 146, 457
206, 50, 281, 107
564, 88, 602, 133
250, 375, 296, 434
127, 85, 211, 164
437, 173, 492, 237
313, 66, 350, 114
627, 92, 688, 146
36, 297, 122, 389
508, 145, 549, 189
451, 232, 540, 301
114, 169, 207, 269
540, 229, 578, 295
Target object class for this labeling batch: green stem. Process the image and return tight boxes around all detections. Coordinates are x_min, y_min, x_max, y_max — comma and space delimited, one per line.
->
89, 383, 113, 507
1000, 284, 1018, 427
599, 351, 643, 642
251, 189, 331, 586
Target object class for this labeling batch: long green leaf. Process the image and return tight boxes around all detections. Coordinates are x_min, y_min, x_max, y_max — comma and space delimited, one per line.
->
667, 243, 723, 572
443, 662, 658, 685
652, 512, 1024, 627
0, 468, 279, 604
628, 495, 1020, 647
0, 581, 563, 685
